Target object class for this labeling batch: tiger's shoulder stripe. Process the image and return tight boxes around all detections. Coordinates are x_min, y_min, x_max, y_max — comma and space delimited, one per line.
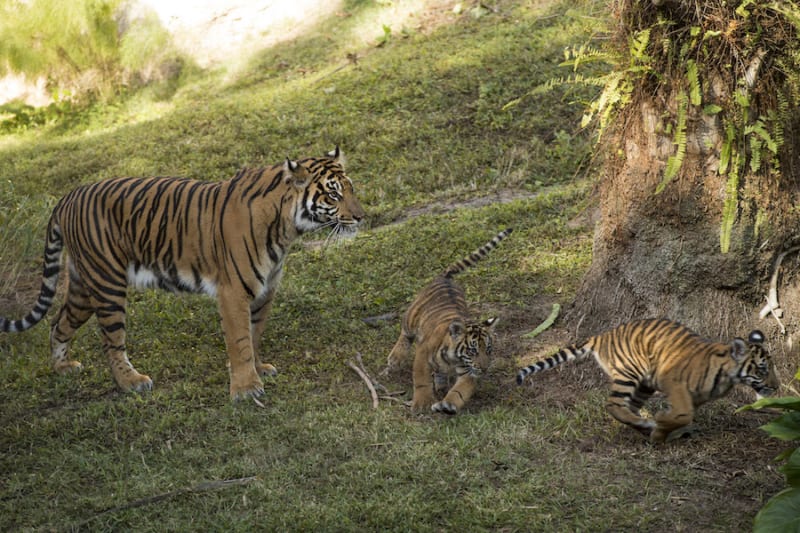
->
443, 228, 512, 278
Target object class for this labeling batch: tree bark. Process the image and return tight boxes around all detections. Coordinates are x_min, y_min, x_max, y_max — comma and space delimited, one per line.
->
569, 89, 800, 361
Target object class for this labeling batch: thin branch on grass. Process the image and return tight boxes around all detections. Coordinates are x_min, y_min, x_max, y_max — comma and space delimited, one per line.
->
75, 476, 258, 527
347, 358, 379, 409
759, 246, 800, 333
361, 312, 397, 327
347, 352, 392, 409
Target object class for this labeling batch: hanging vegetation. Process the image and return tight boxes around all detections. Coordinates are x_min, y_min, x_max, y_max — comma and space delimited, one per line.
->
532, 0, 800, 253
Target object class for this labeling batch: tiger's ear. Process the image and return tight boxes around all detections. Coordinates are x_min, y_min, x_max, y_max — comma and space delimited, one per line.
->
449, 320, 465, 340
327, 146, 346, 168
284, 158, 310, 187
483, 317, 498, 331
731, 338, 748, 362
749, 330, 764, 344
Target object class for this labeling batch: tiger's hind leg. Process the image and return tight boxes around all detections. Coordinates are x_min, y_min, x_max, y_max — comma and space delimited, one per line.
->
50, 265, 94, 374
605, 378, 656, 439
250, 289, 278, 377
385, 329, 413, 375
650, 384, 694, 444
92, 273, 152, 393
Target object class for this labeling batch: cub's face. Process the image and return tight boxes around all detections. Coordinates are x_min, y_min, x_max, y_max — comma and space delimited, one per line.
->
289, 147, 365, 237
446, 318, 498, 376
734, 330, 779, 397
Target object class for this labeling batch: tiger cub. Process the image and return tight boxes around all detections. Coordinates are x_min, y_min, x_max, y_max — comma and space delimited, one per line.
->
0, 148, 364, 401
516, 318, 778, 442
386, 228, 512, 414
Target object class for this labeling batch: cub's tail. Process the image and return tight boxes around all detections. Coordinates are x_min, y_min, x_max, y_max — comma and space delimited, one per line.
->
443, 228, 512, 278
516, 345, 591, 385
0, 217, 63, 333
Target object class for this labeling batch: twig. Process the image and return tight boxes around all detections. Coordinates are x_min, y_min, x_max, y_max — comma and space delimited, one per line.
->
347, 359, 379, 409
378, 395, 404, 402
74, 476, 258, 527
355, 352, 387, 393
759, 246, 800, 330
362, 312, 397, 327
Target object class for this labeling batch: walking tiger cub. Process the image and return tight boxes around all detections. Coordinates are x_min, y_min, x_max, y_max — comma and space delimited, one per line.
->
0, 148, 364, 401
386, 228, 512, 414
516, 318, 778, 442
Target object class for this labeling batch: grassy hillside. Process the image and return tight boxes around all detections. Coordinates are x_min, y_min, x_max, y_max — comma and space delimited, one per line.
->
0, 0, 785, 530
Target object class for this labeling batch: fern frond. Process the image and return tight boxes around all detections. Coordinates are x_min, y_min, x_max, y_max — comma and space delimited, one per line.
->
629, 29, 652, 65
720, 153, 740, 254
657, 90, 688, 193
718, 122, 735, 175
686, 60, 701, 106
749, 135, 763, 173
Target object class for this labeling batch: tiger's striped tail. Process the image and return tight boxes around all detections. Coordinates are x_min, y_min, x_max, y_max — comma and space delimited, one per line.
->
0, 218, 62, 333
443, 228, 513, 278
516, 345, 590, 385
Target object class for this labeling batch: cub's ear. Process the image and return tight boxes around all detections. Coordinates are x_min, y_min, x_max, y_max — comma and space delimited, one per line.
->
731, 338, 748, 362
749, 330, 765, 344
449, 320, 465, 340
483, 317, 498, 331
284, 158, 310, 187
326, 146, 345, 168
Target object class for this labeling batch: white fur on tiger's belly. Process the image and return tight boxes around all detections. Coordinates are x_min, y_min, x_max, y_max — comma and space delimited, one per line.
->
126, 264, 218, 297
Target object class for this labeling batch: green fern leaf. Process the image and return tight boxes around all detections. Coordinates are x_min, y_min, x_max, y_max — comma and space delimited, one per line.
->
657, 91, 688, 193
687, 60, 702, 106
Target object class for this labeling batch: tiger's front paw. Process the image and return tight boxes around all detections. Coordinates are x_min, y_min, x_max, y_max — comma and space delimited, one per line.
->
411, 392, 436, 413
229, 371, 265, 402
432, 400, 458, 415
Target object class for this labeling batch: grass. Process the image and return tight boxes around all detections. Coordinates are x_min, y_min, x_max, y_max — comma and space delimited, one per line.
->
0, 0, 787, 531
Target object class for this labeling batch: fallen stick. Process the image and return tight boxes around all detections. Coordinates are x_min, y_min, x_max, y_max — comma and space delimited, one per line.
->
75, 476, 258, 527
759, 246, 800, 323
355, 352, 388, 393
347, 359, 379, 409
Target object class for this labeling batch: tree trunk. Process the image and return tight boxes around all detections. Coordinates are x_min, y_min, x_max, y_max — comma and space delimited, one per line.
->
567, 2, 800, 382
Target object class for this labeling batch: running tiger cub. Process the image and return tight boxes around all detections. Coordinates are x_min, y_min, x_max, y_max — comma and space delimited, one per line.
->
0, 147, 364, 401
386, 228, 511, 414
516, 318, 778, 442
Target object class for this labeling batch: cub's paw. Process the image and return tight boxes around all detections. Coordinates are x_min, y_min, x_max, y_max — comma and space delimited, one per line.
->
411, 394, 436, 413
256, 362, 278, 377
431, 401, 457, 415
119, 372, 153, 393
53, 360, 83, 375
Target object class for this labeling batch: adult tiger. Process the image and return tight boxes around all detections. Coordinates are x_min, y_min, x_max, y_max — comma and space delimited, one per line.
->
385, 228, 511, 414
0, 147, 364, 400
516, 318, 779, 442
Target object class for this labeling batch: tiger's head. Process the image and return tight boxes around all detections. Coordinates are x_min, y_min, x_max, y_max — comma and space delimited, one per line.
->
732, 330, 779, 397
444, 317, 498, 377
287, 146, 365, 238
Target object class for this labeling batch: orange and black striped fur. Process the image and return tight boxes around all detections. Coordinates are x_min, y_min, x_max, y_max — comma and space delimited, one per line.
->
0, 147, 364, 400
386, 229, 511, 414
516, 319, 779, 442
